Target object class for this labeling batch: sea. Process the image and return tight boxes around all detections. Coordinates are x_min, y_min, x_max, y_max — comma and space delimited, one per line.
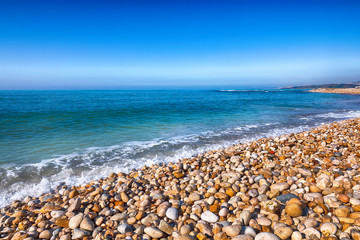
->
1, 89, 360, 206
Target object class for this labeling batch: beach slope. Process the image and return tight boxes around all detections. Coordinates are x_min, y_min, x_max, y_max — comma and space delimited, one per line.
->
2, 118, 360, 240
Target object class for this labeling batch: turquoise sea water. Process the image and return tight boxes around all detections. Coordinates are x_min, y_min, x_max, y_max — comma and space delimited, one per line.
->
1, 89, 360, 206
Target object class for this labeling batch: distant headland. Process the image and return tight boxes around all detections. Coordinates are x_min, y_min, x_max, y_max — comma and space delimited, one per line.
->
283, 81, 360, 94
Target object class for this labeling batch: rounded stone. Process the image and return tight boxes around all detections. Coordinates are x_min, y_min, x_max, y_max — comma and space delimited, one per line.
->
285, 203, 302, 217
233, 235, 254, 240
335, 206, 351, 217
223, 224, 242, 237
175, 235, 196, 240
271, 182, 289, 192
291, 231, 302, 240
256, 217, 271, 226
158, 220, 173, 235
239, 210, 252, 225
59, 235, 70, 240
144, 227, 163, 239
201, 211, 219, 223
69, 213, 84, 229
219, 208, 229, 217
50, 210, 65, 219
241, 226, 257, 237
255, 232, 280, 240
302, 228, 321, 239
309, 185, 322, 193
117, 224, 132, 234
264, 200, 281, 213
68, 198, 81, 212
304, 218, 318, 228
72, 229, 90, 239
180, 225, 192, 235
165, 207, 179, 221
189, 193, 201, 202
214, 232, 228, 240
80, 216, 95, 231
303, 193, 323, 202
121, 192, 129, 202
320, 222, 337, 235
338, 194, 350, 203
276, 193, 299, 203
274, 226, 293, 240
39, 230, 52, 239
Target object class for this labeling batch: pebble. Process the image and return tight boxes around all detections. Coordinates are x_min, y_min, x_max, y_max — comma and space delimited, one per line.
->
189, 192, 201, 202
320, 222, 337, 235
256, 217, 271, 226
50, 210, 65, 219
71, 229, 89, 239
158, 220, 173, 235
219, 207, 229, 217
144, 227, 163, 238
233, 235, 254, 240
239, 210, 252, 225
59, 235, 70, 240
214, 232, 227, 240
165, 207, 179, 221
254, 232, 280, 240
303, 193, 323, 202
302, 228, 321, 239
117, 224, 132, 234
141, 213, 159, 225
276, 193, 299, 203
201, 211, 219, 223
285, 203, 302, 217
68, 198, 81, 212
39, 230, 52, 239
304, 218, 318, 228
69, 213, 84, 229
264, 200, 281, 213
291, 231, 302, 240
80, 216, 95, 231
335, 206, 350, 217
175, 235, 196, 240
223, 224, 242, 237
271, 182, 289, 192
241, 226, 257, 237
180, 225, 192, 235
274, 226, 293, 240
110, 212, 128, 221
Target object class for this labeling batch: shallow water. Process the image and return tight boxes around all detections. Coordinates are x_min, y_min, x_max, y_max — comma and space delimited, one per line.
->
1, 89, 360, 206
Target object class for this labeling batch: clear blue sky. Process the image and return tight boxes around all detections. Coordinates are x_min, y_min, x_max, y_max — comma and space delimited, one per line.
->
1, 0, 360, 89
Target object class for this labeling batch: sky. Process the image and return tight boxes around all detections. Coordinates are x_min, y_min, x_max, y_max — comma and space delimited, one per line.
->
0, 0, 360, 89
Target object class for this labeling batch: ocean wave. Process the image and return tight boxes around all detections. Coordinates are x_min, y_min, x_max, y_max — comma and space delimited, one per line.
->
300, 110, 360, 120
315, 110, 360, 119
217, 89, 267, 92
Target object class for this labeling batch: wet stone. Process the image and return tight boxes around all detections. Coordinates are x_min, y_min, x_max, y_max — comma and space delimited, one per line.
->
276, 193, 299, 203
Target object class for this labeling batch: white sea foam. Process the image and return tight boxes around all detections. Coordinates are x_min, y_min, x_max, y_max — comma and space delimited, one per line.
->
300, 110, 360, 120
0, 140, 230, 206
315, 110, 360, 119
218, 90, 265, 92
218, 90, 240, 92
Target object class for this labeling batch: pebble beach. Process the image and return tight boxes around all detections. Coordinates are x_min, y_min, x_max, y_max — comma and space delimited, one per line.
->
309, 88, 360, 95
2, 118, 360, 240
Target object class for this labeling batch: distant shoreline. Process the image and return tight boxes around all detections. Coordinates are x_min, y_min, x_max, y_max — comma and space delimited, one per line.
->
309, 88, 360, 94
